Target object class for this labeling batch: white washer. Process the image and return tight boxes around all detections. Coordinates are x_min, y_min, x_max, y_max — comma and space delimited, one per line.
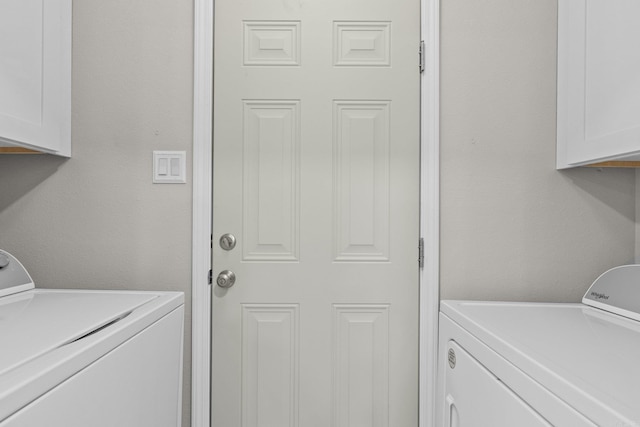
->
437, 265, 640, 427
0, 250, 184, 427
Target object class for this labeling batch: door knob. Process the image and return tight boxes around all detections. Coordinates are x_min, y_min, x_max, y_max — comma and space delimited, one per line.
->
216, 270, 236, 288
219, 233, 236, 251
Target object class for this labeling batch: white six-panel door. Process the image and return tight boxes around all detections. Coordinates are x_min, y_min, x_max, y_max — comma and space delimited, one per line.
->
212, 0, 420, 424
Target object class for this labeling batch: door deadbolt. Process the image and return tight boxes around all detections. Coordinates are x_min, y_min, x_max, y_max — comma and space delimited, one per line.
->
216, 270, 236, 288
219, 233, 236, 251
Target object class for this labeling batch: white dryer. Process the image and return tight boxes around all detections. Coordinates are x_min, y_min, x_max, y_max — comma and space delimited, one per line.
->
437, 265, 640, 427
0, 250, 184, 427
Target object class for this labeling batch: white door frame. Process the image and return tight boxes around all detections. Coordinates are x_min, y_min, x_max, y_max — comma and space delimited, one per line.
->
190, 0, 439, 425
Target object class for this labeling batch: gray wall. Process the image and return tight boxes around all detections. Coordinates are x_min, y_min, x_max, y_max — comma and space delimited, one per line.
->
0, 1, 194, 426
440, 0, 637, 302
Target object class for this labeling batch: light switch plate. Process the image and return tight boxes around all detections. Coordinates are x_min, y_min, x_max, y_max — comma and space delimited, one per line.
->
153, 151, 186, 183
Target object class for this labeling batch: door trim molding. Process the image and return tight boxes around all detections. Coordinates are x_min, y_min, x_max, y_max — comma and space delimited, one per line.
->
191, 0, 213, 426
419, 0, 441, 425
190, 1, 440, 425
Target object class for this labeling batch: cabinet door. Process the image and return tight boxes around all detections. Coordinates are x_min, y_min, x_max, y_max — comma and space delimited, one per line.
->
557, 0, 640, 168
0, 0, 71, 156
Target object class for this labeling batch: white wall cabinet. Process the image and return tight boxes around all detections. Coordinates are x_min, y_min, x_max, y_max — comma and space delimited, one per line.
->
557, 0, 640, 169
0, 0, 71, 157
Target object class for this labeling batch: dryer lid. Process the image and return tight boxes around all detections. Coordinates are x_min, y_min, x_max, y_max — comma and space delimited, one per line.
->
583, 264, 640, 322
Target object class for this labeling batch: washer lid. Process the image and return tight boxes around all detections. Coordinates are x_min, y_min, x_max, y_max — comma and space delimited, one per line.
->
441, 300, 640, 427
0, 289, 157, 377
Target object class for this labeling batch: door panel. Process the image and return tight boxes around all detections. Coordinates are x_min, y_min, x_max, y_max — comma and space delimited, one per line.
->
242, 100, 300, 261
212, 0, 420, 425
333, 304, 390, 427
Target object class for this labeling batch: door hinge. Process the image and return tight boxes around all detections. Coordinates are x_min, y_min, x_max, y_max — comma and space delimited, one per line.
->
419, 40, 425, 73
418, 237, 425, 269
208, 269, 213, 285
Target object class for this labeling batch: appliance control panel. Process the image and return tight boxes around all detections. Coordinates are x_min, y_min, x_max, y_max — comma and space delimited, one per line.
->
583, 264, 640, 322
0, 250, 35, 298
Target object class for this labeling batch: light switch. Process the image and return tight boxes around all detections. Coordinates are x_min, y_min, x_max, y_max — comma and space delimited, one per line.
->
158, 158, 168, 176
170, 157, 180, 177
153, 151, 186, 183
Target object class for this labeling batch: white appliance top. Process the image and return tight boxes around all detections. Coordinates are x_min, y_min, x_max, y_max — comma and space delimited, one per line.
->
0, 249, 185, 422
0, 289, 157, 376
441, 300, 640, 427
